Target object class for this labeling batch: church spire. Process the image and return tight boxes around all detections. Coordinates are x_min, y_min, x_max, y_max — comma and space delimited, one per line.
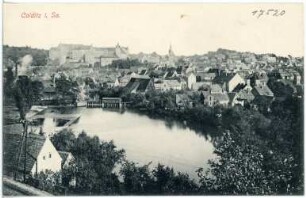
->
168, 44, 175, 57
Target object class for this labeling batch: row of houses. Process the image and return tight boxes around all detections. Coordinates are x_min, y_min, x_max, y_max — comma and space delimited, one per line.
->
118, 66, 301, 109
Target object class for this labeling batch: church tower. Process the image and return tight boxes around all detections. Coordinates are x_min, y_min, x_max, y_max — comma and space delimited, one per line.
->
168, 44, 175, 57
168, 44, 176, 67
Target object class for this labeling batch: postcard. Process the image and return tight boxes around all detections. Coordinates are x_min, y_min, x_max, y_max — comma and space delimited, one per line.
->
2, 2, 304, 196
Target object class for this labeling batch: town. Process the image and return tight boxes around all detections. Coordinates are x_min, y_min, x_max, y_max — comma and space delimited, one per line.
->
2, 43, 304, 195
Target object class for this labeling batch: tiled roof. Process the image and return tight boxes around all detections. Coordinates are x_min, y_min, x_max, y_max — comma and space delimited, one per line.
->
58, 151, 72, 166
124, 77, 152, 93
3, 124, 24, 135
213, 73, 235, 84
237, 89, 255, 101
213, 93, 229, 102
253, 85, 274, 97
211, 84, 223, 93
3, 131, 46, 174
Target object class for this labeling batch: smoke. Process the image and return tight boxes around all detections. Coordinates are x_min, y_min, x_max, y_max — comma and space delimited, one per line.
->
21, 54, 33, 67
18, 54, 33, 76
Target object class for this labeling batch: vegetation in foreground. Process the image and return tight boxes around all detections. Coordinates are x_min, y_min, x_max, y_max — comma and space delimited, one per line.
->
26, 93, 303, 195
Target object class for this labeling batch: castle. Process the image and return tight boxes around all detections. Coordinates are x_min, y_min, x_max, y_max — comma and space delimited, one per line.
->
49, 43, 129, 66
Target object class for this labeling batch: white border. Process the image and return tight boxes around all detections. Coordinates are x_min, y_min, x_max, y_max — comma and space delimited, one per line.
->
0, 1, 305, 198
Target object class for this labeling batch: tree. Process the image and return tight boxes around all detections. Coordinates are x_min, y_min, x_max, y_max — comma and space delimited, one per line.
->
120, 161, 154, 194
198, 98, 303, 195
51, 130, 125, 195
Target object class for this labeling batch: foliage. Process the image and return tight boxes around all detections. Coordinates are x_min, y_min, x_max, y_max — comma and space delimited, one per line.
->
3, 45, 48, 66
51, 130, 125, 195
120, 161, 199, 195
198, 96, 303, 195
54, 77, 80, 105
11, 76, 46, 115
26, 170, 63, 195
109, 58, 145, 69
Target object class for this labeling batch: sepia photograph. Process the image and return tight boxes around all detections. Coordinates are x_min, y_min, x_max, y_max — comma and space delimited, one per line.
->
2, 2, 304, 195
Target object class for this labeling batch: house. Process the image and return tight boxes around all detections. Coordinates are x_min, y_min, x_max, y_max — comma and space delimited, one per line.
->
196, 72, 216, 82
164, 69, 179, 79
252, 85, 274, 98
228, 93, 244, 107
202, 84, 229, 107
58, 151, 76, 187
203, 92, 230, 107
175, 94, 193, 108
229, 88, 255, 107
3, 127, 62, 179
58, 151, 75, 169
213, 72, 245, 92
124, 77, 154, 93
192, 81, 212, 91
115, 72, 136, 87
186, 72, 196, 90
138, 69, 148, 76
250, 72, 269, 87
154, 79, 183, 91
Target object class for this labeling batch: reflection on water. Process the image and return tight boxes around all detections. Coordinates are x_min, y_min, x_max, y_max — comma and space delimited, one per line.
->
45, 107, 216, 181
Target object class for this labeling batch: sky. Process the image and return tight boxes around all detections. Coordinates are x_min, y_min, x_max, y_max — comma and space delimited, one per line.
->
3, 3, 304, 56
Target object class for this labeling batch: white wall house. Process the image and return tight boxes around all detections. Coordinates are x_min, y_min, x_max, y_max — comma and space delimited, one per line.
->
187, 72, 196, 90
31, 138, 62, 175
228, 73, 245, 92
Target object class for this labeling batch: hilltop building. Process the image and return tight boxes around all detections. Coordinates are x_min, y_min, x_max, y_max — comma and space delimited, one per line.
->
49, 43, 129, 66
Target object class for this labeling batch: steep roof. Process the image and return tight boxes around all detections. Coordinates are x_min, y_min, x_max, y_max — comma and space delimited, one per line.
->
124, 77, 152, 93
3, 131, 46, 174
237, 89, 255, 101
58, 151, 73, 166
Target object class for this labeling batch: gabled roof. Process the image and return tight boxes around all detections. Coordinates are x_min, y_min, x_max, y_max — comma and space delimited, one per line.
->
253, 85, 274, 97
124, 77, 152, 93
139, 69, 147, 75
237, 89, 255, 101
211, 93, 230, 102
3, 131, 46, 173
58, 151, 73, 166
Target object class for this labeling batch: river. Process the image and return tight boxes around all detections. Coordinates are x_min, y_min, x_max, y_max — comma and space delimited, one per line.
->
42, 107, 216, 181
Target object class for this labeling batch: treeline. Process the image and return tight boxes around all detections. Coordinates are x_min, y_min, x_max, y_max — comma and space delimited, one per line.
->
3, 45, 48, 66
45, 130, 199, 195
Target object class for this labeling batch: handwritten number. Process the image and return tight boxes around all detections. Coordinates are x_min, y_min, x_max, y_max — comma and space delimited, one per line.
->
252, 9, 286, 18
279, 10, 286, 16
257, 10, 264, 18
266, 9, 274, 15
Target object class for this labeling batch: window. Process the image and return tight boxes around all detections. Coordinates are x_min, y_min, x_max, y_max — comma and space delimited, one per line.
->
43, 156, 46, 160
49, 154, 52, 158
